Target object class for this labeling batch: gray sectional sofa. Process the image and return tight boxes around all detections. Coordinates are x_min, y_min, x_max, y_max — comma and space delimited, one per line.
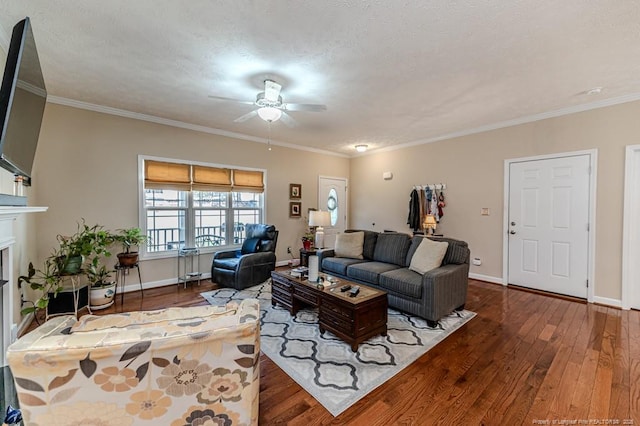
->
317, 230, 470, 327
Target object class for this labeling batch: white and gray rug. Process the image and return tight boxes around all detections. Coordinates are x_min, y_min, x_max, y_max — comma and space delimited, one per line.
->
201, 281, 475, 417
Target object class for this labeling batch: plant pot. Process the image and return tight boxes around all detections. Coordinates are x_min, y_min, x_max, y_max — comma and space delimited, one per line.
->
56, 254, 83, 275
302, 240, 312, 251
117, 252, 139, 267
90, 282, 116, 309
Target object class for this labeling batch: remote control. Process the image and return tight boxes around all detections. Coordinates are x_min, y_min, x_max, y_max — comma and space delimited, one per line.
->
340, 285, 352, 292
349, 286, 360, 297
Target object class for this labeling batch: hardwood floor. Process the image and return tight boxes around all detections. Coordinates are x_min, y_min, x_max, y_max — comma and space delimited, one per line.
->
24, 278, 640, 425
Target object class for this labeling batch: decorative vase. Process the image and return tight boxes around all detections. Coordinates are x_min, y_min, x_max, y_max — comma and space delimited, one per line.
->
302, 240, 312, 251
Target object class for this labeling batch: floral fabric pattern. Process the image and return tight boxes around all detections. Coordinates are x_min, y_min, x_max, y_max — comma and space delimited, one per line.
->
7, 299, 260, 425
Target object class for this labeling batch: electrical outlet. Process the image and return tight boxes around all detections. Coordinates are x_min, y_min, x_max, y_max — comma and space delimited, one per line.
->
481, 208, 490, 216
287, 247, 292, 254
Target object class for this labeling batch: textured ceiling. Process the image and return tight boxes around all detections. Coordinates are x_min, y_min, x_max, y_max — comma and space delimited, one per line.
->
1, 1, 640, 156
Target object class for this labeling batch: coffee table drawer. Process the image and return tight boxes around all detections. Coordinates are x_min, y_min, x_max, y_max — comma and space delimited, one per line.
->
321, 298, 353, 320
293, 285, 319, 307
320, 310, 353, 334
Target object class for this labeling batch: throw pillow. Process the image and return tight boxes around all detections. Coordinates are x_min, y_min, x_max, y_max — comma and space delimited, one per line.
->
241, 237, 261, 254
334, 231, 365, 259
409, 237, 449, 274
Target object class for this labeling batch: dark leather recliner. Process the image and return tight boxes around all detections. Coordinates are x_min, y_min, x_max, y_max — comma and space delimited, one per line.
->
211, 224, 279, 290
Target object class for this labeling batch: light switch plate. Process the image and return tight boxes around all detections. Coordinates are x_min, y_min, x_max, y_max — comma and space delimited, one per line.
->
481, 208, 490, 216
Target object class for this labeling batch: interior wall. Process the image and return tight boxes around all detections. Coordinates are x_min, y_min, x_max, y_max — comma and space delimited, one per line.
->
0, 44, 40, 330
350, 100, 640, 302
30, 103, 349, 294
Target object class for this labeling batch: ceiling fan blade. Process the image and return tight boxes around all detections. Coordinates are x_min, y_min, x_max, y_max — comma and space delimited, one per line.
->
208, 95, 255, 105
264, 80, 282, 103
233, 110, 258, 123
279, 111, 298, 128
283, 103, 327, 112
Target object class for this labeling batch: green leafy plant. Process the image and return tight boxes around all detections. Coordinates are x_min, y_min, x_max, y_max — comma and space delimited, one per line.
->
86, 263, 114, 288
115, 227, 149, 254
19, 220, 118, 314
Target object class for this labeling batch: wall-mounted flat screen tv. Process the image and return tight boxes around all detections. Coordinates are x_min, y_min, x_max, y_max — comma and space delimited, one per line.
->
0, 17, 47, 185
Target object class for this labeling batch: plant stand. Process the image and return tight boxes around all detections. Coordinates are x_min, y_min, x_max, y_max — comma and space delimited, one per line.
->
178, 247, 201, 288
46, 274, 91, 321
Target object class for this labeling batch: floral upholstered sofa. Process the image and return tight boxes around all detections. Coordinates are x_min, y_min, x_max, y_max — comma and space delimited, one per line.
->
7, 299, 260, 426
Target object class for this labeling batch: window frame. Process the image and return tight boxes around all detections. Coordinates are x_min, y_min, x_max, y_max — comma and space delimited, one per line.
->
138, 155, 267, 260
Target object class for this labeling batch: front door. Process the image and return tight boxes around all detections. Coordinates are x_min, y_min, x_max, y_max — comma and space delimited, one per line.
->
318, 176, 347, 248
507, 154, 591, 298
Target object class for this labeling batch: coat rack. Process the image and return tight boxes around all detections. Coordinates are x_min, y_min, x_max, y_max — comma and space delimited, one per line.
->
413, 183, 447, 191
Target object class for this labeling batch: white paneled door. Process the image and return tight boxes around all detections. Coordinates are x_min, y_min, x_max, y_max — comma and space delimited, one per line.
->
318, 176, 347, 248
507, 155, 591, 298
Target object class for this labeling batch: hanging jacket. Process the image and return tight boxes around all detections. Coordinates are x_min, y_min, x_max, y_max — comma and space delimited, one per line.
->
407, 189, 421, 231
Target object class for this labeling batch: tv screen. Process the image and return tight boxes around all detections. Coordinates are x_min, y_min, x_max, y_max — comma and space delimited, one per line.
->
0, 17, 47, 184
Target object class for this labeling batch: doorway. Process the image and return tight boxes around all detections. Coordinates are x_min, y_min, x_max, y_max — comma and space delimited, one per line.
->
503, 151, 596, 300
622, 144, 640, 309
318, 176, 348, 248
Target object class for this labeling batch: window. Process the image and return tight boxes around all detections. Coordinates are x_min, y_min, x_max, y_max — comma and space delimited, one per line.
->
141, 158, 265, 256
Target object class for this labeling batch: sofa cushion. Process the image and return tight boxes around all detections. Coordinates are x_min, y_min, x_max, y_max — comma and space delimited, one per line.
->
335, 232, 364, 259
409, 238, 449, 274
322, 257, 367, 275
346, 261, 401, 285
71, 303, 239, 333
379, 268, 423, 299
372, 232, 411, 266
406, 236, 469, 266
346, 230, 378, 260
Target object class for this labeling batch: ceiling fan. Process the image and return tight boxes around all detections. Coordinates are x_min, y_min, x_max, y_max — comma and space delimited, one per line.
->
209, 79, 326, 127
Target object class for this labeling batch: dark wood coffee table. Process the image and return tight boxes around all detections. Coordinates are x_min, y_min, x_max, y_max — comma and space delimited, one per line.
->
271, 270, 388, 352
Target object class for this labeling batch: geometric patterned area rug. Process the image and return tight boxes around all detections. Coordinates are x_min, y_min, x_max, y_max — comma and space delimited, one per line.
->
201, 280, 475, 417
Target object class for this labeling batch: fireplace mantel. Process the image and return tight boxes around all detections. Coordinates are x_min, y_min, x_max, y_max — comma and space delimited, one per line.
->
1, 206, 47, 366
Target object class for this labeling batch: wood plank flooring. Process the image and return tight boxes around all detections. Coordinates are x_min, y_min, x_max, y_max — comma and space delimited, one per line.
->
24, 278, 640, 425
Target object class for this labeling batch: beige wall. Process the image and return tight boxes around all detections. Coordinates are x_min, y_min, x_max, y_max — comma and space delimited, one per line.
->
350, 100, 640, 302
30, 103, 349, 290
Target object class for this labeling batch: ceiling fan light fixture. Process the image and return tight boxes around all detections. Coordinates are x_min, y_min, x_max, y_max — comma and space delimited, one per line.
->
257, 107, 282, 122
355, 144, 368, 153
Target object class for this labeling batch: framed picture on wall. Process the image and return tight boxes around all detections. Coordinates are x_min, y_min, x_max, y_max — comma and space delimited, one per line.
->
290, 202, 302, 218
290, 183, 302, 199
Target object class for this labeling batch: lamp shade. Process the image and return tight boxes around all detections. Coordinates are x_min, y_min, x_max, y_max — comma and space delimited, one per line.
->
309, 210, 331, 227
423, 215, 437, 229
257, 107, 282, 122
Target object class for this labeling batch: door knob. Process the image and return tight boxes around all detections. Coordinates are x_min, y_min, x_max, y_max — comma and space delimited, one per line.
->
511, 221, 516, 226
510, 230, 516, 235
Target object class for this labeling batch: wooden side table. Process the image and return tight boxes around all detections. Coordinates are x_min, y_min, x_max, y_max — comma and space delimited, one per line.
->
299, 248, 317, 267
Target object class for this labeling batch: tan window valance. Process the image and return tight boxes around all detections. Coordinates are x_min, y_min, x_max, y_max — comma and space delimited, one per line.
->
144, 160, 264, 193
233, 169, 264, 193
192, 165, 232, 192
144, 160, 191, 191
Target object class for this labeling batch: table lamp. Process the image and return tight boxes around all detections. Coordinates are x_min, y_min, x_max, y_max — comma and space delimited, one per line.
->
309, 210, 331, 248
423, 215, 437, 235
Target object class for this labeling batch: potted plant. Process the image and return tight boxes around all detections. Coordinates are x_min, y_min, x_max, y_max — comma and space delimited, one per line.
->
87, 262, 116, 309
19, 221, 117, 314
302, 232, 314, 251
55, 221, 115, 275
115, 227, 149, 267
18, 259, 64, 314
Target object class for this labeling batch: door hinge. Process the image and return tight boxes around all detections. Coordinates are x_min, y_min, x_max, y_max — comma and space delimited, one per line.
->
587, 223, 590, 231
586, 279, 589, 288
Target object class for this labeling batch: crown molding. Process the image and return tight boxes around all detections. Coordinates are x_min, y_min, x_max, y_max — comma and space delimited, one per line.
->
46, 96, 349, 158
362, 92, 640, 156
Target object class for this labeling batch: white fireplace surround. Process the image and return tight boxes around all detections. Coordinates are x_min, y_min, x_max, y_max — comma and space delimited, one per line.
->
0, 206, 47, 366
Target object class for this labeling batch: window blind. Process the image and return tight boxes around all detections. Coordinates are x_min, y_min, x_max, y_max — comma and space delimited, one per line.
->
233, 169, 264, 193
144, 160, 191, 191
192, 165, 232, 192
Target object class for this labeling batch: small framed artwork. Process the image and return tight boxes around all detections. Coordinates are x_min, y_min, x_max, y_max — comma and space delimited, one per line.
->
290, 183, 302, 199
290, 202, 302, 218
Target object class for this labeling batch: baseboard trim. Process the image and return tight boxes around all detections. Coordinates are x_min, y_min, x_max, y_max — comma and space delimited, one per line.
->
469, 273, 503, 285
119, 272, 212, 293
592, 296, 623, 309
